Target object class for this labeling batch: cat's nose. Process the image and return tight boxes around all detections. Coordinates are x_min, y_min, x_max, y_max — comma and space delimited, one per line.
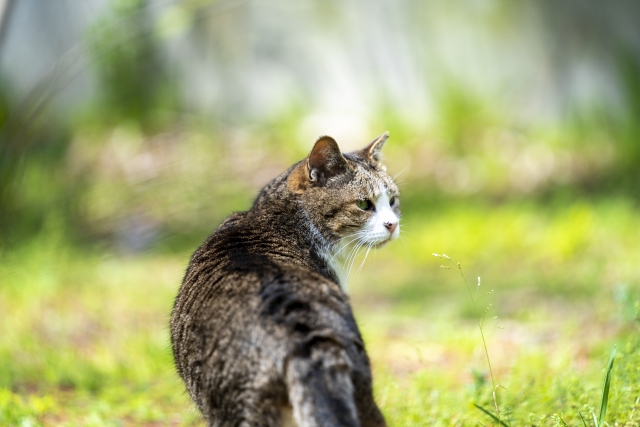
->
384, 222, 397, 234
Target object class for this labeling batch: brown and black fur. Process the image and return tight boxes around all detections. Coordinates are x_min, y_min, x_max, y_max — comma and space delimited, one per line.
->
171, 133, 399, 427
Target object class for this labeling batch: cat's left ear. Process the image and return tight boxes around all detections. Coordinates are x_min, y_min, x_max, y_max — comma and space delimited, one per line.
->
306, 136, 350, 186
353, 131, 389, 167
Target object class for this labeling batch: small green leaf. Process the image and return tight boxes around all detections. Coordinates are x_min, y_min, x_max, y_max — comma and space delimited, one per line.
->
597, 345, 617, 426
578, 412, 588, 427
473, 404, 509, 427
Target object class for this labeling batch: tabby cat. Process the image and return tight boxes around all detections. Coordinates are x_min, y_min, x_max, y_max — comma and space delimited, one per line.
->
171, 132, 400, 427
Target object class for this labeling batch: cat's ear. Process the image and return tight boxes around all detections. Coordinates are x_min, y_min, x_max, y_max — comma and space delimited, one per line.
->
354, 131, 389, 166
306, 136, 349, 186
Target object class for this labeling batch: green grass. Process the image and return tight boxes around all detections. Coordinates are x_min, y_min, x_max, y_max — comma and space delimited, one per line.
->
1, 197, 639, 426
0, 244, 200, 426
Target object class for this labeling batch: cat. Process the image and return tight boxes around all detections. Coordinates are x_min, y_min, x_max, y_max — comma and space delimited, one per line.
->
171, 132, 400, 427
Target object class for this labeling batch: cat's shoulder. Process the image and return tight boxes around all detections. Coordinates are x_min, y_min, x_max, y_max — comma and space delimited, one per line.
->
217, 211, 249, 231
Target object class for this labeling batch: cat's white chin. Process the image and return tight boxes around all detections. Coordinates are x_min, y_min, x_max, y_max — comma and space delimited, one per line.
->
373, 234, 397, 248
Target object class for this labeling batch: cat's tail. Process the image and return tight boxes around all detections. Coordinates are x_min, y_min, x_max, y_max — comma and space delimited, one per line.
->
261, 277, 386, 427
285, 335, 360, 427
284, 332, 387, 427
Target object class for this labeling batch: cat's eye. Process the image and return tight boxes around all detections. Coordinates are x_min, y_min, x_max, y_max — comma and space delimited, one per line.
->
356, 199, 373, 211
390, 196, 397, 206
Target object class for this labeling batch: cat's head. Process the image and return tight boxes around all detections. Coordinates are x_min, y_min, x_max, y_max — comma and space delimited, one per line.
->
288, 132, 400, 249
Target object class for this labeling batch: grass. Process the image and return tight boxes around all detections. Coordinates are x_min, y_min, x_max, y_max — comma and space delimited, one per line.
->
595, 346, 616, 427
429, 256, 622, 427
437, 255, 504, 424
0, 246, 201, 426
1, 197, 638, 426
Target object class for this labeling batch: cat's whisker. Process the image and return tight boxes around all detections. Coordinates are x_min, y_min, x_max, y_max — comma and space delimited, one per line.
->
329, 236, 361, 263
339, 230, 368, 240
398, 221, 414, 230
335, 231, 368, 246
357, 245, 373, 274
342, 240, 363, 279
345, 240, 364, 269
393, 165, 409, 180
346, 241, 368, 279
395, 223, 416, 241
339, 241, 357, 278
329, 233, 368, 264
398, 235, 411, 255
334, 231, 368, 249
342, 247, 357, 279
351, 244, 369, 277
396, 229, 417, 240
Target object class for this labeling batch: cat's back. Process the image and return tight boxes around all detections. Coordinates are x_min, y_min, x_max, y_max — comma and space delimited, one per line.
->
171, 211, 363, 424
174, 209, 354, 346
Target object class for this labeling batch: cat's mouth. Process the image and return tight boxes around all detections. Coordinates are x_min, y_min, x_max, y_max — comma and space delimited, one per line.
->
374, 230, 400, 247
373, 237, 392, 248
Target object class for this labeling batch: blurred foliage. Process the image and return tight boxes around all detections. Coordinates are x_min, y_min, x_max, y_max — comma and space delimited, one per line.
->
616, 50, 640, 190
85, 0, 179, 131
1, 0, 640, 249
0, 79, 86, 247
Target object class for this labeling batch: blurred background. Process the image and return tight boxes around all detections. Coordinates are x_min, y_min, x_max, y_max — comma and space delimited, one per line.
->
1, 0, 639, 425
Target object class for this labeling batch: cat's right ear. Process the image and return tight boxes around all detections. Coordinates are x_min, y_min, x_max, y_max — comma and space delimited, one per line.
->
353, 131, 389, 167
288, 136, 349, 192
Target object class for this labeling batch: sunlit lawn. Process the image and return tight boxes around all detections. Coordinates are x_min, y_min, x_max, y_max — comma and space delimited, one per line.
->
1, 198, 639, 426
